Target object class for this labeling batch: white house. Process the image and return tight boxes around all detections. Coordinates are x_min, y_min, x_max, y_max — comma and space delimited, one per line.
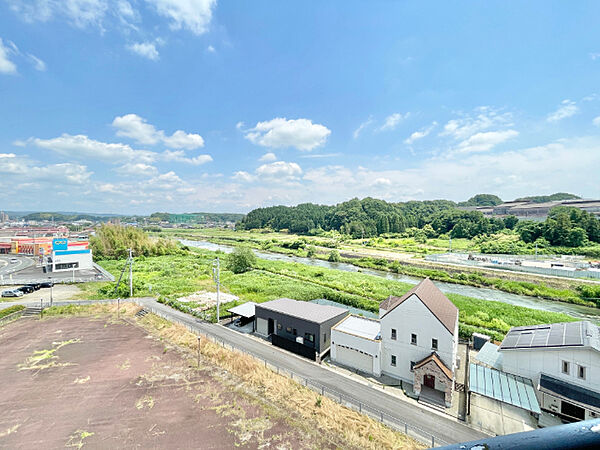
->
331, 315, 382, 376
379, 278, 459, 407
498, 321, 600, 421
330, 278, 459, 408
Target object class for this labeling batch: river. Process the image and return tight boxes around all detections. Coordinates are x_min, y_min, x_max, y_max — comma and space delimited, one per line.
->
180, 239, 600, 323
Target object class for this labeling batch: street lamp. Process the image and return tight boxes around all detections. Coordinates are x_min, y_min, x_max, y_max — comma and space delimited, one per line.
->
49, 277, 53, 306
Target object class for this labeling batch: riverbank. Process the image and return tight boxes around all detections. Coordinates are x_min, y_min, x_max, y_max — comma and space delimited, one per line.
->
167, 229, 600, 308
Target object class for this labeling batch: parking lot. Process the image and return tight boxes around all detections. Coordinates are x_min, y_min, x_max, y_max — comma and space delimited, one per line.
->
1, 284, 81, 303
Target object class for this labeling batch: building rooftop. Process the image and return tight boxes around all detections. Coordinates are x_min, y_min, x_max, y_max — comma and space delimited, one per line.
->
310, 298, 377, 319
474, 342, 503, 370
332, 315, 381, 340
256, 298, 348, 324
469, 363, 541, 414
227, 302, 256, 318
379, 278, 458, 335
499, 321, 600, 351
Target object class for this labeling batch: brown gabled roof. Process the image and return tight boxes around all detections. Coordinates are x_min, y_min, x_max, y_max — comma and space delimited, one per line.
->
413, 352, 453, 379
379, 278, 458, 335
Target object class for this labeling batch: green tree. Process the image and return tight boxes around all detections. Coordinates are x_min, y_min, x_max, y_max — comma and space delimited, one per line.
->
328, 249, 341, 262
503, 215, 519, 230
226, 247, 256, 274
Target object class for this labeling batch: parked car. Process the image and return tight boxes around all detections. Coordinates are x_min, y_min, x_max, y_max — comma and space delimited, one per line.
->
10, 258, 18, 263
40, 281, 54, 289
16, 286, 35, 294
26, 283, 41, 291
2, 289, 24, 298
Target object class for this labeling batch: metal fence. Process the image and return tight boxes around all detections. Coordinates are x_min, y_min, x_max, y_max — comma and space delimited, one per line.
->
140, 302, 448, 447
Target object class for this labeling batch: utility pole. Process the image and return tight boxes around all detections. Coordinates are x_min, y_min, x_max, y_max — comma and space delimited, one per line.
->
449, 235, 452, 253
212, 257, 220, 324
128, 248, 133, 298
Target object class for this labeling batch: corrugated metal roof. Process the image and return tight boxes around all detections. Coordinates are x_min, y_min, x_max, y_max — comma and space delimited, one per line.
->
227, 302, 256, 318
469, 363, 541, 414
474, 342, 503, 370
333, 315, 381, 340
256, 298, 348, 324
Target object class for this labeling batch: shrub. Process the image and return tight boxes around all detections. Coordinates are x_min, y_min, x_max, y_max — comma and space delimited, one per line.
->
226, 246, 257, 274
328, 250, 341, 262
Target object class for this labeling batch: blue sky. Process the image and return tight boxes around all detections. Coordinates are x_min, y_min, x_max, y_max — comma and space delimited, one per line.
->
1, 1, 600, 214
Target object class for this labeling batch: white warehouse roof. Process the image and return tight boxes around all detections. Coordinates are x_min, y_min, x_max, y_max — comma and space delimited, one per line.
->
333, 315, 381, 340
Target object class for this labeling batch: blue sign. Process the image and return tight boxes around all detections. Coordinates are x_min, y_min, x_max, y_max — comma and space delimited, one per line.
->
52, 238, 68, 250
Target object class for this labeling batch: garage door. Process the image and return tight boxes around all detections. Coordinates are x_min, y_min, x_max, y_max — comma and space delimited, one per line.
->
256, 318, 268, 336
335, 345, 373, 374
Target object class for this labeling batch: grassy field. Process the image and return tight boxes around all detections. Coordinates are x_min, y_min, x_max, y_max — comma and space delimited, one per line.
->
159, 227, 599, 307
80, 248, 577, 342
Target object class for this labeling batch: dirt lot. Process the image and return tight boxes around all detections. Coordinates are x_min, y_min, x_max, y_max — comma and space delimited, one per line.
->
0, 315, 325, 449
0, 284, 82, 303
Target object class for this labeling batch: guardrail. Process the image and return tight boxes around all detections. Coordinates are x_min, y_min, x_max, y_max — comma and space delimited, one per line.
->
140, 302, 448, 447
0, 309, 25, 326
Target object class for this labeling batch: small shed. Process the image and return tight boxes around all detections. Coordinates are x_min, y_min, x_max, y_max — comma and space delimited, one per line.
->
227, 302, 257, 330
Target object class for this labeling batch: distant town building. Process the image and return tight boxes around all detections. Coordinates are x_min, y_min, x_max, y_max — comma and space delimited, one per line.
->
0, 211, 8, 223
463, 199, 600, 220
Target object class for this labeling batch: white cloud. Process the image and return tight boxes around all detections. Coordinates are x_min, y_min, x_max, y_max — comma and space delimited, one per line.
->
8, 0, 109, 28
146, 0, 216, 35
547, 99, 579, 122
404, 121, 437, 145
117, 0, 136, 19
162, 150, 212, 165
259, 152, 277, 162
0, 154, 92, 184
590, 53, 600, 61
29, 133, 156, 163
255, 161, 302, 180
232, 171, 256, 182
112, 113, 204, 149
454, 129, 519, 154
115, 162, 158, 177
27, 53, 46, 71
377, 112, 409, 132
236, 121, 245, 130
593, 116, 600, 127
352, 117, 373, 139
440, 107, 513, 140
0, 38, 17, 74
245, 118, 331, 151
127, 42, 159, 60
0, 153, 16, 158
207, 45, 215, 53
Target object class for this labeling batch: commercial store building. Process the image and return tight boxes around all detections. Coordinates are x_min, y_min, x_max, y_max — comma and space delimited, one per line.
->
255, 298, 348, 360
50, 238, 93, 272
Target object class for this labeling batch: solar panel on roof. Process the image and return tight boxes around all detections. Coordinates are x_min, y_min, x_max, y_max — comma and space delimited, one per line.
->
547, 324, 565, 346
516, 332, 534, 347
531, 328, 550, 346
502, 333, 519, 348
564, 322, 582, 346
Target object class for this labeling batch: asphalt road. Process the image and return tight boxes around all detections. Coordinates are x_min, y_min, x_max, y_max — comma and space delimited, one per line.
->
1, 297, 488, 446
0, 255, 34, 277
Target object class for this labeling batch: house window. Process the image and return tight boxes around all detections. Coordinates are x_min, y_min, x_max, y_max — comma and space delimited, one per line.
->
410, 361, 416, 372
391, 328, 397, 340
411, 333, 417, 345
391, 355, 397, 366
562, 360, 570, 375
293, 328, 297, 336
286, 326, 293, 334
578, 365, 586, 380
304, 333, 314, 342
432, 338, 438, 350
323, 332, 327, 343
277, 323, 282, 330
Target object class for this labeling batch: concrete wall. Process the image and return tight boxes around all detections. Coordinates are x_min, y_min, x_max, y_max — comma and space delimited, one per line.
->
469, 393, 537, 436
501, 347, 600, 393
380, 294, 457, 382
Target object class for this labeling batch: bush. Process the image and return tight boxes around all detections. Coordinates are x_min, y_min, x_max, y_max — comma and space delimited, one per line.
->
306, 245, 317, 258
0, 305, 25, 319
328, 250, 340, 262
226, 246, 257, 274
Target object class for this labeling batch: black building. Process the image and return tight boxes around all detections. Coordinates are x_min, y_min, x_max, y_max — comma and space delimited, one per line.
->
255, 298, 348, 360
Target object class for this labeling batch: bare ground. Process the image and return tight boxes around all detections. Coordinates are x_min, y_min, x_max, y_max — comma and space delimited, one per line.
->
0, 314, 330, 449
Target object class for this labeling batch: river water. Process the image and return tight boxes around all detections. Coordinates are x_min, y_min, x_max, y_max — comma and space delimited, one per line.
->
180, 239, 600, 322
